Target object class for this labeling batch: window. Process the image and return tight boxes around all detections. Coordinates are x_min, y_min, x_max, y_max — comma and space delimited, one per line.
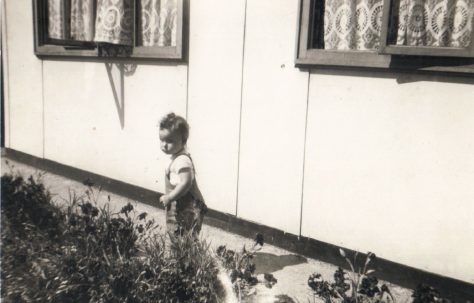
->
33, 0, 186, 60
380, 0, 474, 57
296, 0, 474, 72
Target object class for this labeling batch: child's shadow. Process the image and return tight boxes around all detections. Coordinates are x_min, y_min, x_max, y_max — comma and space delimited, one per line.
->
253, 252, 307, 274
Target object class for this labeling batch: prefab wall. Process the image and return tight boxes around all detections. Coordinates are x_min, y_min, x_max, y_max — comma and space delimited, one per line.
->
2, 0, 474, 285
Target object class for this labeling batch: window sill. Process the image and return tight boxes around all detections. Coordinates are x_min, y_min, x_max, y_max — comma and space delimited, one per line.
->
296, 51, 474, 75
35, 45, 186, 62
296, 49, 391, 68
36, 45, 99, 58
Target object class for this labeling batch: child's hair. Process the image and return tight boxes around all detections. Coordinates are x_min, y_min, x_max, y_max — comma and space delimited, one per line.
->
159, 113, 190, 144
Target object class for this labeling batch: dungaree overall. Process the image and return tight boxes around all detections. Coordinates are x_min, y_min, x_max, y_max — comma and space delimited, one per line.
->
164, 153, 207, 236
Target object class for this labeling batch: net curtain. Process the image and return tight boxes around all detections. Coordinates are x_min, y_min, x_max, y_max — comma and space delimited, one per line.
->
94, 0, 134, 45
71, 0, 95, 41
47, 0, 65, 39
324, 0, 384, 50
396, 0, 474, 48
322, 0, 473, 50
47, 0, 178, 47
139, 0, 177, 46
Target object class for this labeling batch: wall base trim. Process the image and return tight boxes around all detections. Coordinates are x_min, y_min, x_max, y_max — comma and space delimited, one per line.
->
3, 147, 473, 301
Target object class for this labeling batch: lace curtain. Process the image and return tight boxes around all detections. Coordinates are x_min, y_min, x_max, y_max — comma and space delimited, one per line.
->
324, 0, 384, 50
71, 0, 95, 41
94, 0, 134, 45
139, 0, 178, 46
396, 0, 474, 48
47, 0, 178, 46
47, 0, 65, 40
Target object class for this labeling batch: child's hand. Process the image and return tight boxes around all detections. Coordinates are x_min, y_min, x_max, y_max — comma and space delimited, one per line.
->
160, 195, 171, 207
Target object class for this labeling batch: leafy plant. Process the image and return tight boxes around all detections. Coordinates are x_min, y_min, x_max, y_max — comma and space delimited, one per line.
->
1, 171, 223, 303
216, 233, 277, 302
308, 249, 394, 303
1, 172, 65, 302
1, 172, 61, 237
411, 283, 454, 303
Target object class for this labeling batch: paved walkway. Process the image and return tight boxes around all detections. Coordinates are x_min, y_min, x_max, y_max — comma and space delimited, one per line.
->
1, 158, 412, 303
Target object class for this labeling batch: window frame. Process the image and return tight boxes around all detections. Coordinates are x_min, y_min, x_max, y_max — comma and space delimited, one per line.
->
33, 0, 187, 61
379, 0, 474, 58
296, 0, 392, 68
132, 0, 185, 59
295, 0, 474, 74
33, 0, 99, 58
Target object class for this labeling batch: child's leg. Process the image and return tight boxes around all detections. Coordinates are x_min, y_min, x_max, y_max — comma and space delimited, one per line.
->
166, 201, 179, 237
177, 203, 204, 236
192, 209, 204, 235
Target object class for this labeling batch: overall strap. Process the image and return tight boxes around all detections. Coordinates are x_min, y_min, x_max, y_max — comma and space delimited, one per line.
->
169, 152, 207, 212
166, 152, 196, 181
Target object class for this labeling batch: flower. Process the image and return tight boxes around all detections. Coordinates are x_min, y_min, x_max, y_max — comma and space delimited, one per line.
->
91, 207, 99, 217
247, 276, 258, 285
308, 273, 324, 291
80, 202, 93, 215
264, 273, 277, 284
359, 276, 380, 297
82, 178, 94, 187
333, 267, 347, 288
367, 252, 376, 261
120, 203, 134, 214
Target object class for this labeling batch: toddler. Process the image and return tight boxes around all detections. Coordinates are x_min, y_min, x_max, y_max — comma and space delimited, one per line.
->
158, 113, 207, 237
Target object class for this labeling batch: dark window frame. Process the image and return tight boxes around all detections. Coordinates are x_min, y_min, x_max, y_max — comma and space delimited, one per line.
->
33, 0, 187, 61
33, 0, 98, 57
379, 0, 474, 58
296, 0, 474, 74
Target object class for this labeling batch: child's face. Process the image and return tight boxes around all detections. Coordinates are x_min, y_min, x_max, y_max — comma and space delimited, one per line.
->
159, 128, 185, 155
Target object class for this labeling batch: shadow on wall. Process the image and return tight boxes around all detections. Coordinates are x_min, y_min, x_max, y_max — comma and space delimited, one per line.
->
105, 63, 137, 129
310, 66, 474, 85
253, 252, 307, 274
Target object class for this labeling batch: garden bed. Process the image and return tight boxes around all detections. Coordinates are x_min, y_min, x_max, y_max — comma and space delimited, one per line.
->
1, 162, 463, 303
1, 171, 224, 302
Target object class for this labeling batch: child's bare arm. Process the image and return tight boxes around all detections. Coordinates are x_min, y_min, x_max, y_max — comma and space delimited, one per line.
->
160, 168, 193, 206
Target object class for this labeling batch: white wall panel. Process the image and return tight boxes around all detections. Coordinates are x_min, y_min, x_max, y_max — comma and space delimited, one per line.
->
237, 0, 309, 234
43, 61, 187, 193
3, 0, 44, 157
187, 0, 246, 214
302, 71, 474, 283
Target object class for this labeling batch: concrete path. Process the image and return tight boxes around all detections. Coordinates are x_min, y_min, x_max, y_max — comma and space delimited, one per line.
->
1, 158, 412, 303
